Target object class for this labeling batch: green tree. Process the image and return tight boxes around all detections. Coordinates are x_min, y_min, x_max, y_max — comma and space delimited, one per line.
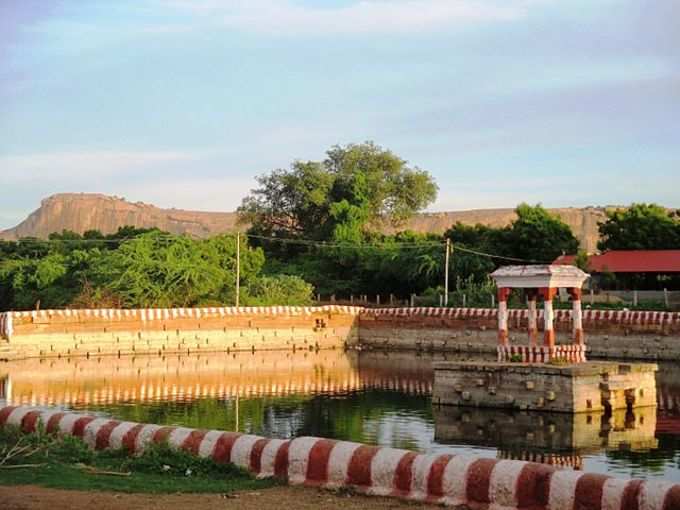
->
89, 233, 265, 308
243, 275, 313, 306
598, 203, 680, 251
504, 204, 579, 262
239, 142, 438, 242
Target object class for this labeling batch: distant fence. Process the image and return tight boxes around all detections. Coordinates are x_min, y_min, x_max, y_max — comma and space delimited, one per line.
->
317, 289, 680, 310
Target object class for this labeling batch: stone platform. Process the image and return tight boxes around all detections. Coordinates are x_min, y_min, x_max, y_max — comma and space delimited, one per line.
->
432, 361, 657, 413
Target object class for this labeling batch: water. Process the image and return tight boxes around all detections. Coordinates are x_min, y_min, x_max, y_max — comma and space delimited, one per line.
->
1, 349, 679, 481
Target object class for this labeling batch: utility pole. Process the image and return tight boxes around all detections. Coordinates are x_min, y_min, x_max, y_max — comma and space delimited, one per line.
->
444, 238, 451, 306
235, 232, 240, 307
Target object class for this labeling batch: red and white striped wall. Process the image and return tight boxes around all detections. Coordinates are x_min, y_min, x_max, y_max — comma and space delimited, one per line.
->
1, 405, 678, 510
497, 344, 587, 363
2, 306, 678, 341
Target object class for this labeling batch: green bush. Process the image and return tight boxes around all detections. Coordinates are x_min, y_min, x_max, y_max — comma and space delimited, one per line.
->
243, 274, 314, 306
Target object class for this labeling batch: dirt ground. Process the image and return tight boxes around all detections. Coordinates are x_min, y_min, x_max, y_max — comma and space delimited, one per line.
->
0, 485, 440, 510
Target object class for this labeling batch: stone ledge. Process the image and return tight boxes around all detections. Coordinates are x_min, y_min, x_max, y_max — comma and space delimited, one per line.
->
1, 405, 678, 510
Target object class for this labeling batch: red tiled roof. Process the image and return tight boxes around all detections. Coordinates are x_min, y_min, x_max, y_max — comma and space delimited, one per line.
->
554, 250, 680, 273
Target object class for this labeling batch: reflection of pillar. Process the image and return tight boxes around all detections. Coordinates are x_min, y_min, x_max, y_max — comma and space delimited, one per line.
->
568, 288, 584, 345
497, 288, 511, 346
540, 288, 557, 347
0, 376, 10, 407
526, 289, 538, 346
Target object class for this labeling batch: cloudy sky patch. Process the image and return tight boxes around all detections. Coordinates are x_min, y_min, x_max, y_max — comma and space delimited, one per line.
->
0, 0, 678, 228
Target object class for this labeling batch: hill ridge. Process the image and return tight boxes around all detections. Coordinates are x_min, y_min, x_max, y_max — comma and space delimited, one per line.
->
1, 193, 608, 252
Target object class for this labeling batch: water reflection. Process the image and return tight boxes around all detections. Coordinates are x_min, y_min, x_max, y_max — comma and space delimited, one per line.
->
1, 350, 679, 480
433, 406, 658, 469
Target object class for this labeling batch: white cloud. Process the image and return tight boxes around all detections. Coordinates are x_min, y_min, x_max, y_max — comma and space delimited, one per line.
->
0, 150, 200, 181
162, 0, 542, 35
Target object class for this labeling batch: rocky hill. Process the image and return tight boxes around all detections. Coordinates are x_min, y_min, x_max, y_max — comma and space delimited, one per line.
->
0, 193, 608, 252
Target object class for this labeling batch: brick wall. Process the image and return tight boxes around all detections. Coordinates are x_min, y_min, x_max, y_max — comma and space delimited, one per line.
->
0, 306, 361, 361
358, 308, 680, 361
1, 306, 679, 361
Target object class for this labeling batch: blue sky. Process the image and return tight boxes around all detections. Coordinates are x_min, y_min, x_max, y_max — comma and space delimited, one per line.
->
1, 0, 679, 229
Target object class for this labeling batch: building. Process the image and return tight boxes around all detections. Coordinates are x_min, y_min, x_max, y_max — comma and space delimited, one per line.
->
554, 250, 680, 290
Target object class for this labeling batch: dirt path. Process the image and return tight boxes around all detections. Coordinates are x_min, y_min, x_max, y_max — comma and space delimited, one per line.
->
0, 485, 439, 510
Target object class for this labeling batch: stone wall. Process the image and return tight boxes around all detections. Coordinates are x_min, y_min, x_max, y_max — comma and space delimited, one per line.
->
0, 306, 361, 361
432, 361, 657, 413
359, 308, 680, 361
2, 404, 680, 509
1, 306, 679, 361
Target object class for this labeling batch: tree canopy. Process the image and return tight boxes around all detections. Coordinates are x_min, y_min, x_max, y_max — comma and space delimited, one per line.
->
598, 203, 680, 251
0, 228, 313, 311
238, 142, 438, 242
445, 204, 579, 278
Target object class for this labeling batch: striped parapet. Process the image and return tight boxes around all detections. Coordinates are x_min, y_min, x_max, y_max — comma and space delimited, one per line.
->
1, 406, 679, 510
497, 344, 587, 363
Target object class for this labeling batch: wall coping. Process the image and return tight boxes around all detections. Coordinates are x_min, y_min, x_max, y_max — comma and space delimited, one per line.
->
1, 306, 678, 340
1, 405, 678, 509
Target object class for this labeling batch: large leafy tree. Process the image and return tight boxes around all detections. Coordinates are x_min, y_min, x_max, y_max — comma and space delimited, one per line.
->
445, 204, 579, 270
598, 203, 680, 251
89, 233, 265, 308
504, 203, 579, 262
239, 142, 438, 242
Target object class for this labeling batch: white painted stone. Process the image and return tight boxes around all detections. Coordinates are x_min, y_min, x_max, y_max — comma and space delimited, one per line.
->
548, 470, 583, 510
441, 455, 477, 507
230, 434, 262, 470
326, 441, 362, 488
197, 430, 225, 459
108, 422, 139, 450
287, 436, 321, 485
369, 447, 411, 496
639, 481, 675, 510
258, 438, 288, 478
489, 459, 526, 510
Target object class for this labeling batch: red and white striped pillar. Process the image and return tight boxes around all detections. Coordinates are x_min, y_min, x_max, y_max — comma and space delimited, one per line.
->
526, 289, 538, 346
497, 288, 511, 346
539, 287, 557, 348
568, 287, 584, 345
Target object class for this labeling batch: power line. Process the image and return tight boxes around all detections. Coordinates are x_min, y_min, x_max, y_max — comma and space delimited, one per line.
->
246, 233, 553, 263
3, 231, 553, 264
453, 244, 552, 264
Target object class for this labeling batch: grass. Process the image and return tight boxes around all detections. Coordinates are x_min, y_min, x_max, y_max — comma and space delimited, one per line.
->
0, 425, 277, 494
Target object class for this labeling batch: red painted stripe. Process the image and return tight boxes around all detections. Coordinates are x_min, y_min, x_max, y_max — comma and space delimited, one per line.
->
426, 454, 454, 500
393, 452, 418, 495
663, 484, 680, 510
515, 462, 555, 509
94, 420, 121, 450
305, 439, 336, 485
274, 441, 291, 479
466, 458, 499, 504
249, 438, 270, 474
0, 406, 16, 425
621, 479, 644, 510
574, 473, 610, 510
45, 413, 66, 434
20, 410, 42, 433
151, 426, 176, 444
347, 445, 381, 488
72, 416, 96, 438
181, 430, 208, 456
121, 423, 145, 452
212, 432, 242, 464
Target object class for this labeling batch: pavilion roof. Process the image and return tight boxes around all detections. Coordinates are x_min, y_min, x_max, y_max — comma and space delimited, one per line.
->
490, 265, 590, 289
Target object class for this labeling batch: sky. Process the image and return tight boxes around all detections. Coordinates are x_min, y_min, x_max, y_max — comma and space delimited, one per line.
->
1, 0, 679, 229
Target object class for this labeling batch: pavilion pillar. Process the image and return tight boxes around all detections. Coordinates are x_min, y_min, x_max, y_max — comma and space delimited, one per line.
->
526, 289, 538, 346
568, 287, 584, 345
497, 288, 511, 346
539, 287, 558, 348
